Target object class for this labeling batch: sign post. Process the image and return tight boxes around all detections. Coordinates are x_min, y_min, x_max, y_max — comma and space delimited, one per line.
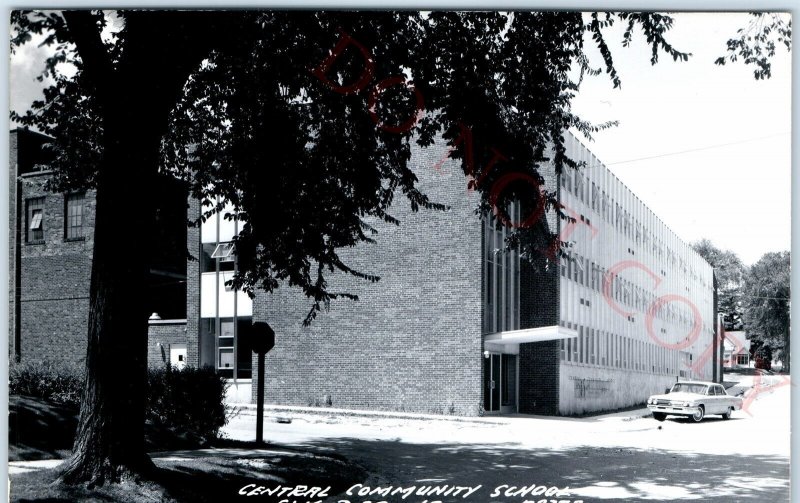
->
250, 321, 275, 445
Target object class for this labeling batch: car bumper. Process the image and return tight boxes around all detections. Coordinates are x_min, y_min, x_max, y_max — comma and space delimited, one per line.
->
647, 404, 700, 416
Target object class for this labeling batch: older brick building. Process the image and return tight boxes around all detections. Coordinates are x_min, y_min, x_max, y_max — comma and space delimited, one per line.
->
9, 128, 188, 368
9, 129, 95, 366
10, 128, 717, 416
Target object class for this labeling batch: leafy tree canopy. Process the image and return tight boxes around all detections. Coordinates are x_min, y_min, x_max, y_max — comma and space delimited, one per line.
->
12, 10, 692, 322
691, 239, 746, 330
715, 12, 792, 80
742, 251, 790, 369
10, 10, 789, 485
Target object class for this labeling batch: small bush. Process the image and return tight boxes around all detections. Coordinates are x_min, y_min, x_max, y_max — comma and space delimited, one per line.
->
8, 361, 83, 408
146, 366, 228, 444
10, 361, 229, 444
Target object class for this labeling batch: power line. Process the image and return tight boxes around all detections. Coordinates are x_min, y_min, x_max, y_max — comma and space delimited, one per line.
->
605, 132, 791, 166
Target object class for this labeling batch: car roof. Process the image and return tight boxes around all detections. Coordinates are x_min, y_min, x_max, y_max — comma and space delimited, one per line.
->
673, 381, 716, 386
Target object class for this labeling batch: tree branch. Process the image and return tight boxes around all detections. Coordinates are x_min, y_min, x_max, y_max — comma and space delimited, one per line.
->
62, 10, 116, 110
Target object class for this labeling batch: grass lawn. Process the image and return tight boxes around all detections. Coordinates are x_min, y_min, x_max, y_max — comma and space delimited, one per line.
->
9, 395, 366, 502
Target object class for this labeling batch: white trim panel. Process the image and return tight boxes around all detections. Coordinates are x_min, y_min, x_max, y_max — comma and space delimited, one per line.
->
484, 325, 578, 345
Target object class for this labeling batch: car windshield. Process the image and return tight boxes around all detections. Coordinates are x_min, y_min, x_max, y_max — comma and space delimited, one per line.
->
671, 383, 708, 394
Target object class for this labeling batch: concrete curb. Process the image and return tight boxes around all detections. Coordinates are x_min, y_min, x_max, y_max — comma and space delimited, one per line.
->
226, 403, 652, 424
227, 403, 510, 425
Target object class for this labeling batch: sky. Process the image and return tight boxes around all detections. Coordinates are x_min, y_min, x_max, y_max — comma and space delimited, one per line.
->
570, 12, 792, 265
7, 11, 792, 265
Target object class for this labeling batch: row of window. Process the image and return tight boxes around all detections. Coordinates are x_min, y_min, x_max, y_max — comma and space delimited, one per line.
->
199, 317, 252, 379
25, 194, 85, 243
483, 206, 521, 334
559, 322, 687, 375
561, 252, 705, 331
562, 170, 708, 289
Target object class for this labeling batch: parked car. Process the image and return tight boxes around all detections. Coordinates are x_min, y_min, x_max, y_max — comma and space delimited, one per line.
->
646, 381, 743, 422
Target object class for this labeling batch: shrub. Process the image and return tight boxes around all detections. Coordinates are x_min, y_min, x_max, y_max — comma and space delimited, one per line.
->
8, 360, 83, 407
146, 366, 228, 444
10, 361, 229, 444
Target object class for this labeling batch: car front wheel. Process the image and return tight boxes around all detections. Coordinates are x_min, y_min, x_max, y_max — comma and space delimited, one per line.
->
722, 407, 732, 420
652, 412, 666, 422
691, 405, 705, 422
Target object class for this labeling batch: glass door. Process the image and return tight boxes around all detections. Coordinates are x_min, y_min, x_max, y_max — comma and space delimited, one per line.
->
500, 354, 517, 413
484, 353, 517, 413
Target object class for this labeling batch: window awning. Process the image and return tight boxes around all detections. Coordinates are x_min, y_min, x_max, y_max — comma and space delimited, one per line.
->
484, 325, 578, 345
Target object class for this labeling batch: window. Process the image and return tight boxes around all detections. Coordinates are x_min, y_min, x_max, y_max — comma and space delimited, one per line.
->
200, 317, 253, 379
575, 173, 584, 200
572, 254, 583, 284
211, 242, 236, 261
26, 197, 45, 243
483, 206, 520, 334
65, 193, 85, 240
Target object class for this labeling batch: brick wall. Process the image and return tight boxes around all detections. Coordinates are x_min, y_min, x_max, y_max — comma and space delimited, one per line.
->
518, 340, 560, 415
185, 197, 201, 368
252, 144, 484, 415
147, 320, 188, 368
9, 131, 19, 359
10, 129, 194, 370
9, 129, 53, 360
515, 154, 561, 414
16, 167, 96, 367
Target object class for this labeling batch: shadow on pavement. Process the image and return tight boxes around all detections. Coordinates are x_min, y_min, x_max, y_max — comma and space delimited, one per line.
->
290, 437, 789, 502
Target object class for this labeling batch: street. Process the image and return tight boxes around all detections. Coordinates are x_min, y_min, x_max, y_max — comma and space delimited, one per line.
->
223, 382, 790, 502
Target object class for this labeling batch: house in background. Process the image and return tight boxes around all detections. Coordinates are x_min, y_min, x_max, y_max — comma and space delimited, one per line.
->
9, 127, 718, 416
723, 331, 752, 369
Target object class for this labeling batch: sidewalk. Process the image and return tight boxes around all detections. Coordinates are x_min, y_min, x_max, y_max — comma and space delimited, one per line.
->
228, 401, 652, 424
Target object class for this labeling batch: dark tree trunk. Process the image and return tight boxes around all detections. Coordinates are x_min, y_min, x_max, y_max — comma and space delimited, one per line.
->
60, 118, 160, 485
55, 10, 241, 486
783, 332, 790, 373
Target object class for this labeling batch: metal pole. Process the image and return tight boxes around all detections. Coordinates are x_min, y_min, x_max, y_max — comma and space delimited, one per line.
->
255, 351, 265, 444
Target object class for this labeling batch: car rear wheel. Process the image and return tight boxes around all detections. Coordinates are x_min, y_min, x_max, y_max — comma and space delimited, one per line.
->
652, 412, 666, 422
722, 407, 732, 420
691, 405, 705, 422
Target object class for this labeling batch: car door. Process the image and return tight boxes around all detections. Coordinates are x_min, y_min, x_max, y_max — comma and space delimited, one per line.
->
704, 386, 722, 414
716, 385, 732, 412
702, 386, 716, 413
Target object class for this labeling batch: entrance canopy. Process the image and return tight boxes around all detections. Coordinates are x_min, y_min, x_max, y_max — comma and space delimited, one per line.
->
484, 325, 577, 347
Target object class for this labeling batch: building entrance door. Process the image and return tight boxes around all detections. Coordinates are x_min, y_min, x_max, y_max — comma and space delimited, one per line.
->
483, 353, 517, 413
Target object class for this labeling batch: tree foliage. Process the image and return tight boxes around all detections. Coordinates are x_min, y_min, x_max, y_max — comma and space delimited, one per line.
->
691, 239, 746, 330
742, 251, 790, 369
12, 10, 691, 323
10, 9, 784, 485
715, 12, 792, 79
